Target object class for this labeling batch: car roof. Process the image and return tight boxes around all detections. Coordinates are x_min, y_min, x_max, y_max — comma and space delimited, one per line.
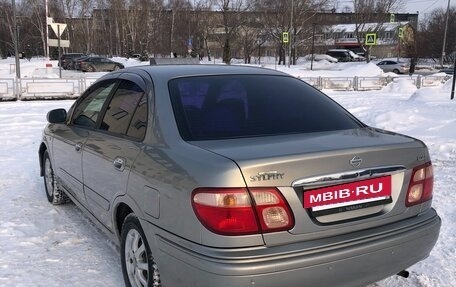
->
108, 64, 289, 81
62, 53, 85, 57
379, 60, 405, 63
83, 56, 105, 60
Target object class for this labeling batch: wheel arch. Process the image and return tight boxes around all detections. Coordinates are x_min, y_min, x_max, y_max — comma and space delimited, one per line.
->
115, 203, 133, 240
38, 142, 48, 176
113, 195, 145, 241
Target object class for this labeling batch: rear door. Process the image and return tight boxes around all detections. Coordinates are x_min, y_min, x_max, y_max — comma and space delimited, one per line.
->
102, 58, 115, 71
82, 75, 148, 231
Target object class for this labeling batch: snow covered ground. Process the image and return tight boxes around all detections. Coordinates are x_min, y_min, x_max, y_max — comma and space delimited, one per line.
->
0, 58, 454, 286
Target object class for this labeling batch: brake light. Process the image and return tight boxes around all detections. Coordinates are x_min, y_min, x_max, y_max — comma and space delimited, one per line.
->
192, 187, 294, 236
406, 162, 433, 207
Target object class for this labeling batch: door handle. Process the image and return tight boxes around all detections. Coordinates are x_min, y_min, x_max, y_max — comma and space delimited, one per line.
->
75, 143, 83, 152
113, 157, 125, 171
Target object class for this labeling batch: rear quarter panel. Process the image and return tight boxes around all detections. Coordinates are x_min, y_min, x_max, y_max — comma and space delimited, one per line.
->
126, 74, 264, 247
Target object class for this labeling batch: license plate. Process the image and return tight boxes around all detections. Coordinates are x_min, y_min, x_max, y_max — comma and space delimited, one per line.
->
303, 176, 392, 215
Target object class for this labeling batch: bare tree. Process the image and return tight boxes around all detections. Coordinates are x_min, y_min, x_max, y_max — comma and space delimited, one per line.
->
212, 0, 251, 64
351, 0, 404, 62
418, 7, 456, 62
0, 1, 15, 57
239, 24, 260, 63
192, 0, 215, 60
54, 0, 95, 54
252, 0, 287, 65
290, 0, 332, 64
21, 0, 48, 56
252, 0, 331, 65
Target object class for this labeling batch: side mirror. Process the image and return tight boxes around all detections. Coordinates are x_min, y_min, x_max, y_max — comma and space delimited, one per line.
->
47, 109, 67, 123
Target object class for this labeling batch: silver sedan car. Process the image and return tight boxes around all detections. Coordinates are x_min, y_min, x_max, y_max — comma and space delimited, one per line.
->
39, 65, 440, 287
377, 60, 410, 74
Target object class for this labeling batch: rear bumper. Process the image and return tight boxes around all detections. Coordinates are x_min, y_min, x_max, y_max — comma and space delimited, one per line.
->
142, 209, 440, 287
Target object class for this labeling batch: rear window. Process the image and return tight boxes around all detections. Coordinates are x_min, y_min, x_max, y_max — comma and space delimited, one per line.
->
169, 75, 362, 140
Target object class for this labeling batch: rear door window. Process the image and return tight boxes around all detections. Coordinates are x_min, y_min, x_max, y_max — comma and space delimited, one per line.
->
126, 94, 148, 140
169, 75, 363, 140
100, 80, 146, 138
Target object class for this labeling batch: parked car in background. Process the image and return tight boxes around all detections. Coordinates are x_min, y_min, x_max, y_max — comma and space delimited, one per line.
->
304, 54, 338, 63
377, 60, 410, 74
72, 56, 91, 70
78, 56, 124, 72
40, 65, 440, 287
59, 53, 86, 70
326, 49, 364, 62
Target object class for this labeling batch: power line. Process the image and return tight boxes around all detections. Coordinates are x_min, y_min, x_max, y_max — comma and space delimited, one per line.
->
422, 0, 442, 13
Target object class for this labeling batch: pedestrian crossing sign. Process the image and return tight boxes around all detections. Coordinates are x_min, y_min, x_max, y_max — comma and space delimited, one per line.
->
282, 32, 289, 43
390, 13, 395, 23
398, 27, 404, 38
365, 33, 377, 46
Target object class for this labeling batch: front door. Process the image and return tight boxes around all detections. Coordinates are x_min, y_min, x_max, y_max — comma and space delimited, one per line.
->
51, 125, 88, 204
52, 79, 118, 205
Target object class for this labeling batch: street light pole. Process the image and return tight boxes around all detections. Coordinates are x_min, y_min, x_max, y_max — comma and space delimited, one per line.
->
45, 0, 49, 60
288, 0, 294, 68
441, 0, 451, 67
451, 59, 456, 100
12, 0, 21, 80
311, 23, 316, 71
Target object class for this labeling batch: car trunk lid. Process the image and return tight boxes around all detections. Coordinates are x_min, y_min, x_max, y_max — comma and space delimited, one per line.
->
190, 127, 429, 242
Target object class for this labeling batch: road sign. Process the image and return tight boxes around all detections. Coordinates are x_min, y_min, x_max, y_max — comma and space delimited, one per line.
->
50, 23, 67, 37
365, 33, 377, 46
47, 39, 70, 48
282, 32, 289, 43
398, 27, 404, 38
390, 13, 395, 23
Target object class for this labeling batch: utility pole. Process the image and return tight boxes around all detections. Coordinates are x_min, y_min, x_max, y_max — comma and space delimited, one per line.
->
288, 0, 294, 68
12, 0, 20, 80
311, 23, 316, 71
451, 59, 456, 100
441, 0, 451, 67
45, 0, 49, 60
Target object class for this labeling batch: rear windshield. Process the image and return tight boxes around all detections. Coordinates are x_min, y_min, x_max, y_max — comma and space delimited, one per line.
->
168, 75, 362, 140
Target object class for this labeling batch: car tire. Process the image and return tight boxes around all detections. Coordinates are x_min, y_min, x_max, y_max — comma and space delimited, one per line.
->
43, 150, 69, 205
393, 69, 400, 74
87, 65, 95, 72
121, 214, 161, 287
114, 65, 121, 71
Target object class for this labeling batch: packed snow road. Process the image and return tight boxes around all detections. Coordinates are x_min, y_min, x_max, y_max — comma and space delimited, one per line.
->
0, 80, 454, 286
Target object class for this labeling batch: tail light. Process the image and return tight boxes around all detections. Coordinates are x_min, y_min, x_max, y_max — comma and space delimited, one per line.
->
192, 187, 294, 236
406, 162, 433, 207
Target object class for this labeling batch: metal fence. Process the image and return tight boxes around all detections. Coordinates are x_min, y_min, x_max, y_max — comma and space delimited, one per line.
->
297, 75, 449, 91
0, 78, 15, 100
0, 77, 99, 101
0, 74, 451, 101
